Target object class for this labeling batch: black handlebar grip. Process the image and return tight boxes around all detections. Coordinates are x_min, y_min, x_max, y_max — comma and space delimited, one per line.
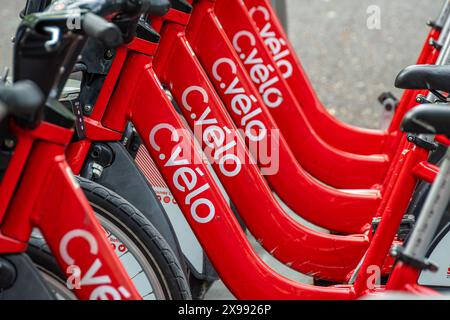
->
0, 81, 45, 125
82, 12, 124, 48
0, 81, 44, 114
169, 0, 192, 14
140, 0, 171, 16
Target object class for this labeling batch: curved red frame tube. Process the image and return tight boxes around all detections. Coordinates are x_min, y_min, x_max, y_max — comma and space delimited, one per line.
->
0, 122, 140, 300
184, 1, 383, 234
243, 0, 442, 158
63, 5, 438, 298
102, 47, 435, 298
152, 21, 370, 282
205, 0, 391, 190
106, 52, 358, 299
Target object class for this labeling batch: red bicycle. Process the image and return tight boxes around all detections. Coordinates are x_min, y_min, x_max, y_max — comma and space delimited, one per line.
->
17, 0, 192, 300
179, 0, 444, 236
0, 7, 141, 299
151, 0, 450, 289
243, 0, 448, 158
21, 0, 450, 298
53, 2, 449, 298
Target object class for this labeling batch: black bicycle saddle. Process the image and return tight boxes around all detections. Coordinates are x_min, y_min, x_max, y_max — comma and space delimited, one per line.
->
402, 104, 450, 138
395, 64, 450, 93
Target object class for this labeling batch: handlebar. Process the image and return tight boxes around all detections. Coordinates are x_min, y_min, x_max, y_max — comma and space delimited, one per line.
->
14, 0, 172, 110
35, 0, 171, 47
128, 0, 171, 16
143, 0, 171, 15
82, 12, 123, 47
0, 81, 44, 125
48, 0, 170, 17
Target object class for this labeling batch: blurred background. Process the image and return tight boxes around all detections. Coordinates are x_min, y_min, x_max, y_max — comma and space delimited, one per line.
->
0, 0, 440, 299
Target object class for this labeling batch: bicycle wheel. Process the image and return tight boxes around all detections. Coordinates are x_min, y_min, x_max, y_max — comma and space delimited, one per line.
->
28, 177, 191, 300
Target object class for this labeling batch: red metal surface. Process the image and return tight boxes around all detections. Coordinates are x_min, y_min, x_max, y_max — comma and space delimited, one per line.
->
90, 47, 129, 122
243, 0, 441, 158
58, 3, 440, 297
353, 145, 430, 296
413, 161, 439, 184
107, 52, 356, 299
386, 262, 439, 296
184, 0, 384, 234
104, 48, 432, 298
435, 134, 450, 146
0, 121, 140, 300
203, 0, 390, 190
66, 140, 92, 175
153, 20, 371, 282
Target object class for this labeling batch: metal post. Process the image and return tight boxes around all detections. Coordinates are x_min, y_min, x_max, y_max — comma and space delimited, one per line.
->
404, 149, 450, 260
435, 0, 450, 30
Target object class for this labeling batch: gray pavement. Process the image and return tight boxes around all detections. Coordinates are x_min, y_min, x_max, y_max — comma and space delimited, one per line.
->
287, 0, 438, 129
0, 1, 25, 71
0, 0, 440, 300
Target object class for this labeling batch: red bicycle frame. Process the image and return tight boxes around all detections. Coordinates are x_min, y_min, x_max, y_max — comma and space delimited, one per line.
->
0, 120, 140, 300
202, 0, 392, 190
182, 0, 440, 235
151, 12, 373, 282
67, 26, 371, 282
243, 0, 444, 159
63, 5, 439, 298
180, 0, 388, 234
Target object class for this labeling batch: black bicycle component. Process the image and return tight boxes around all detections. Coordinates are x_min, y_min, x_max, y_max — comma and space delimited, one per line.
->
397, 215, 416, 241
372, 215, 416, 241
403, 104, 450, 139
46, 0, 170, 17
407, 134, 439, 152
427, 20, 439, 29
81, 143, 114, 180
430, 90, 448, 103
139, 0, 172, 16
83, 12, 124, 48
137, 18, 161, 43
415, 94, 432, 104
0, 257, 16, 289
429, 38, 443, 50
81, 141, 187, 275
378, 91, 399, 112
90, 143, 115, 169
391, 246, 439, 273
0, 127, 16, 181
395, 64, 450, 94
170, 0, 193, 13
44, 98, 76, 129
0, 68, 9, 84
0, 81, 45, 128
0, 254, 55, 300
14, 18, 87, 100
16, 0, 165, 98
21, 0, 52, 17
60, 87, 86, 138
15, 2, 135, 128
22, 0, 171, 19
